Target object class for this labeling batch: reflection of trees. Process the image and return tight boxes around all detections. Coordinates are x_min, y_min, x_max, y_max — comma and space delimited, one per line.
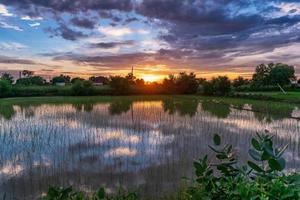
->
162, 99, 198, 117
201, 101, 230, 119
252, 104, 294, 122
72, 103, 94, 112
18, 105, 35, 118
108, 100, 132, 115
0, 105, 15, 120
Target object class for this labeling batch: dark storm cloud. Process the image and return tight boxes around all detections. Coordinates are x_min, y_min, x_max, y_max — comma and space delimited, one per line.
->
1, 0, 134, 40
134, 0, 300, 64
53, 52, 151, 66
50, 48, 217, 70
2, 0, 300, 68
45, 24, 88, 41
124, 17, 139, 24
70, 17, 96, 29
89, 40, 135, 49
2, 0, 134, 14
0, 55, 37, 65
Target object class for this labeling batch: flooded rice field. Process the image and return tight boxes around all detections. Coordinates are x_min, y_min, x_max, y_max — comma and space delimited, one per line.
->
0, 96, 299, 199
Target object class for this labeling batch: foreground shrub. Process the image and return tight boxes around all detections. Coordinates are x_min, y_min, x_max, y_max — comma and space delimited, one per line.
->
71, 80, 94, 96
16, 76, 46, 86
0, 79, 12, 97
109, 76, 131, 95
186, 133, 300, 200
201, 76, 232, 96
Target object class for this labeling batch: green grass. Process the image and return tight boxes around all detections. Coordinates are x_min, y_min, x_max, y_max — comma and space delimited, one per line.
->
8, 85, 113, 97
0, 94, 297, 109
237, 91, 300, 103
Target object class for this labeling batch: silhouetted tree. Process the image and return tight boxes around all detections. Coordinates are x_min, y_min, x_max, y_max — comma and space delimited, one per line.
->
22, 70, 34, 77
52, 74, 71, 84
1, 73, 14, 84
89, 76, 109, 85
109, 76, 130, 94
16, 76, 45, 85
0, 79, 12, 97
125, 72, 136, 85
71, 77, 85, 84
135, 79, 145, 86
176, 72, 199, 94
71, 80, 94, 95
269, 63, 295, 86
162, 75, 176, 94
252, 63, 295, 86
201, 76, 231, 96
232, 76, 249, 88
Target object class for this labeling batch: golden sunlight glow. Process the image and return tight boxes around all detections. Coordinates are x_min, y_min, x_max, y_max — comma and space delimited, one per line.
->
141, 74, 163, 82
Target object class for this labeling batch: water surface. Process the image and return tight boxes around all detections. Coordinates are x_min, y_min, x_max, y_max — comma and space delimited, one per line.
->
0, 96, 299, 199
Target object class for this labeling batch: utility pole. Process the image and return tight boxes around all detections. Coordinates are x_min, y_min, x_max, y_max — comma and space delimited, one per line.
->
131, 66, 134, 76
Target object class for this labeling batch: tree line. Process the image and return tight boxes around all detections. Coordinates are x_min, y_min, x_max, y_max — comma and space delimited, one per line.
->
0, 62, 298, 97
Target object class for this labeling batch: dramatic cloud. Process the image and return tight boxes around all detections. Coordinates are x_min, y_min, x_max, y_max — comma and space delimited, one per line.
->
0, 55, 36, 65
70, 17, 96, 29
46, 24, 87, 41
89, 40, 135, 49
1, 0, 134, 16
0, 0, 300, 78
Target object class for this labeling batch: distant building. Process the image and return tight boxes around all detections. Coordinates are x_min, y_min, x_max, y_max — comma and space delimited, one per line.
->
55, 82, 66, 86
93, 82, 103, 86
89, 76, 108, 86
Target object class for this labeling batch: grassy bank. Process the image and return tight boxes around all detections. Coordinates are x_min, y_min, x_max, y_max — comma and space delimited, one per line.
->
235, 91, 300, 103
5, 85, 114, 97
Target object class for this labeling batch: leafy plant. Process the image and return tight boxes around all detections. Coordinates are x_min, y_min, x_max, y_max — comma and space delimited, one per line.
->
247, 132, 288, 175
71, 80, 94, 96
187, 132, 300, 200
0, 79, 12, 97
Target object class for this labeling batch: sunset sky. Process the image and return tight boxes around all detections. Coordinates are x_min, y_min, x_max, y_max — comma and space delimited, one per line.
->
0, 0, 300, 81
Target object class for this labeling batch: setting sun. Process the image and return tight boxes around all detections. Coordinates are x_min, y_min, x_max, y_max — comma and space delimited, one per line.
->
141, 75, 162, 83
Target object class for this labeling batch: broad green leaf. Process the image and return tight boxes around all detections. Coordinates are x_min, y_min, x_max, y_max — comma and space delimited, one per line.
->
251, 138, 261, 151
268, 158, 285, 171
277, 157, 286, 170
247, 161, 264, 172
213, 134, 221, 146
262, 144, 274, 157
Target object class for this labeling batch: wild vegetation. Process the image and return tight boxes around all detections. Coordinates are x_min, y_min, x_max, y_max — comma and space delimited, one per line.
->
42, 132, 300, 200
0, 63, 299, 98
